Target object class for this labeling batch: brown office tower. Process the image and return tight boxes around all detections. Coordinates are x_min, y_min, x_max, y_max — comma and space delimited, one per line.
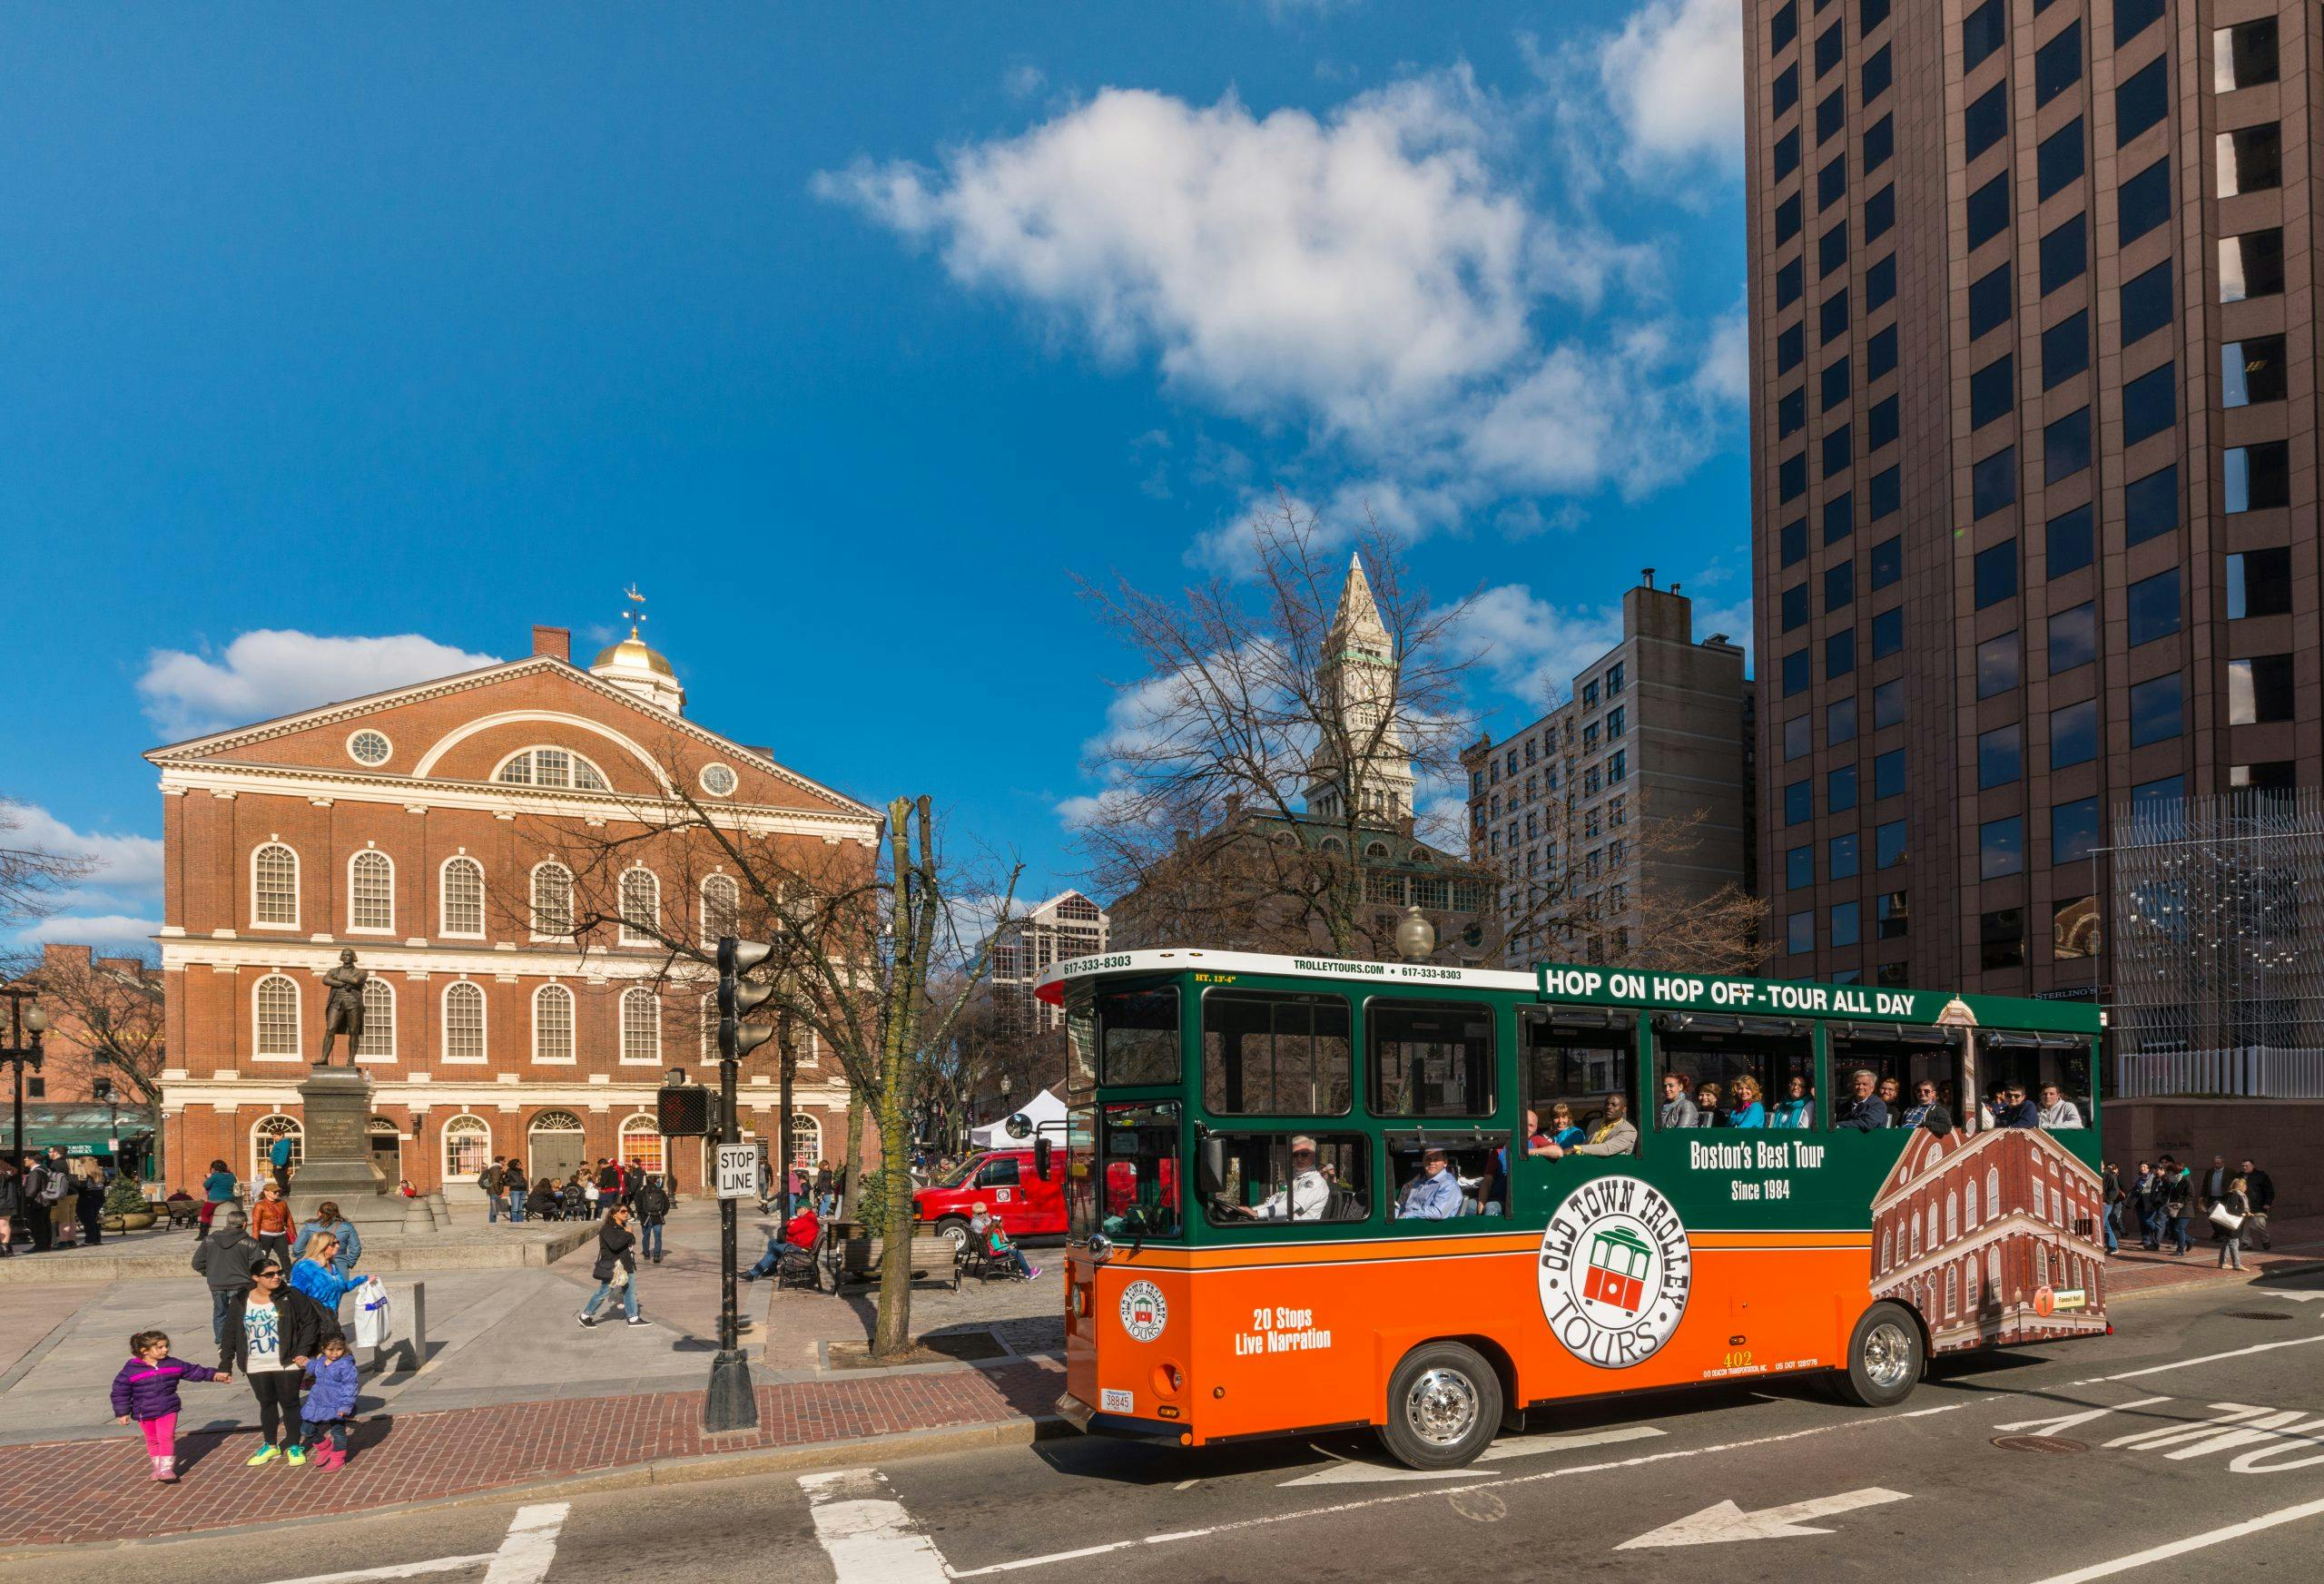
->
1745, 0, 2317, 994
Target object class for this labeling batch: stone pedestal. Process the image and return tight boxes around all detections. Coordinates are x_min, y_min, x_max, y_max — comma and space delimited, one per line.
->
289, 1066, 385, 1221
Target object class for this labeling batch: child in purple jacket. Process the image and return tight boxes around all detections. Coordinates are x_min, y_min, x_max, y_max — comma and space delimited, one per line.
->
112, 1329, 231, 1482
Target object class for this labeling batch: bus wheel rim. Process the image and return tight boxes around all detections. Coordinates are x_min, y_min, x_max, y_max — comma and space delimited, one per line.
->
1404, 1367, 1479, 1446
1863, 1321, 1914, 1390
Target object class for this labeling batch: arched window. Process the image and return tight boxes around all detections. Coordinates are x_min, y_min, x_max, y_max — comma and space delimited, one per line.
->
1965, 1258, 1979, 1312
1879, 1228, 1892, 1271
1965, 1177, 1979, 1226
618, 1114, 665, 1175
356, 978, 396, 1060
495, 747, 611, 791
790, 1112, 822, 1166
1946, 1191, 1958, 1240
619, 869, 660, 945
442, 981, 487, 1064
1986, 1245, 2002, 1287
441, 856, 485, 937
1909, 1214, 1922, 1259
254, 974, 301, 1058
701, 873, 740, 942
698, 991, 717, 1064
2034, 1245, 2049, 1287
530, 1108, 584, 1134
1945, 1266, 1958, 1315
1925, 1203, 1938, 1249
349, 850, 395, 932
1986, 1166, 2001, 1213
533, 983, 576, 1063
620, 987, 661, 1065
442, 1114, 492, 1180
252, 842, 300, 927
2032, 1177, 2047, 1220
251, 1115, 302, 1180
531, 862, 574, 938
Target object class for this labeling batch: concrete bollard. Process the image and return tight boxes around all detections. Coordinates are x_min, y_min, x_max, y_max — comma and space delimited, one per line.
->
371, 1279, 428, 1377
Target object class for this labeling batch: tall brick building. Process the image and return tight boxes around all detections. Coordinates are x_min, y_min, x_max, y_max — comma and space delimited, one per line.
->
1745, 0, 2324, 991
149, 624, 880, 1197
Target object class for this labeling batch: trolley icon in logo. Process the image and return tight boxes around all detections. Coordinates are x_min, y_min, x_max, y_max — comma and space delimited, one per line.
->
1580, 1225, 1653, 1314
1118, 1279, 1168, 1343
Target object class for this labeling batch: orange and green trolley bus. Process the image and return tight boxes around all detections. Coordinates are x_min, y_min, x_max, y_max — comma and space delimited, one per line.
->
1036, 949, 2110, 1469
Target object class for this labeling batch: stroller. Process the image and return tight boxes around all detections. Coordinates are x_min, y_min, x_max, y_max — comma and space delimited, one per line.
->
559, 1182, 588, 1221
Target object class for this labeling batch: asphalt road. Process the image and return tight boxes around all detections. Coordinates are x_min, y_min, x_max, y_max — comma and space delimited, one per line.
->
12, 1266, 2324, 1584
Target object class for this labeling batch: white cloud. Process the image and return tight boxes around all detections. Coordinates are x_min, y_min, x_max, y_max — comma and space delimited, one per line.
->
1598, 0, 1745, 167
1454, 585, 1627, 709
0, 802, 163, 893
822, 73, 1737, 531
14, 913, 161, 948
140, 630, 501, 740
1004, 63, 1047, 99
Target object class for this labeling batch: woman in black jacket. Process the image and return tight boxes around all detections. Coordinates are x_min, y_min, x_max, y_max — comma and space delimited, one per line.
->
576, 1205, 645, 1327
222, 1260, 344, 1464
0, 1160, 22, 1257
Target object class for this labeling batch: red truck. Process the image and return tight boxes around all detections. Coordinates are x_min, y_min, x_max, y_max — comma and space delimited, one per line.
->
913, 1146, 1065, 1251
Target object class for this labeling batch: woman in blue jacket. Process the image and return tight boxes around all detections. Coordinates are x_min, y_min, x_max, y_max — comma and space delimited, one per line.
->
289, 1232, 364, 1319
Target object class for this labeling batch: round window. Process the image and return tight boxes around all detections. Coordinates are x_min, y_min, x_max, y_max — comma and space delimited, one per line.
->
699, 763, 738, 797
348, 730, 392, 767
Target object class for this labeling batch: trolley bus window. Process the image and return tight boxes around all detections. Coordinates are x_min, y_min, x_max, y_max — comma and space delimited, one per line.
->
1098, 986, 1179, 1086
1099, 1100, 1182, 1239
1830, 1025, 1965, 1132
1977, 1033, 2093, 1130
1202, 990, 1352, 1115
1384, 1132, 1505, 1219
1519, 1008, 1633, 1147
1065, 1103, 1098, 1239
1369, 1000, 1497, 1118
1652, 1018, 1813, 1130
1203, 1133, 1369, 1225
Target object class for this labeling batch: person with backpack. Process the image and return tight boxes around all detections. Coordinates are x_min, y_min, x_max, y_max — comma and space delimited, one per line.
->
25, 1147, 71, 1253
192, 1205, 261, 1359
478, 1157, 507, 1224
633, 1173, 671, 1264
576, 1204, 648, 1328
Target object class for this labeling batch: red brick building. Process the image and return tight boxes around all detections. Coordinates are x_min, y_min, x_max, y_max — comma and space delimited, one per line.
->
149, 625, 880, 1199
1871, 1124, 2108, 1354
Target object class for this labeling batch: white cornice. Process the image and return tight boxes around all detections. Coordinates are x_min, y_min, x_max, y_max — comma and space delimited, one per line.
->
161, 935, 718, 981
143, 654, 881, 822
153, 761, 877, 842
160, 1077, 854, 1109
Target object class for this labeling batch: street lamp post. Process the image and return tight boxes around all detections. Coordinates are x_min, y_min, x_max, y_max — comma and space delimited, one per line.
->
2, 988, 50, 1176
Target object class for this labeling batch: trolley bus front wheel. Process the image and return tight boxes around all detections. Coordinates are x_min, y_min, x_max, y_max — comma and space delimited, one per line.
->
1379, 1341, 1503, 1470
1830, 1300, 1925, 1408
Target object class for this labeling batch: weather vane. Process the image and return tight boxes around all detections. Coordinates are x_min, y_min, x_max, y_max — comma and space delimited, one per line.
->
621, 585, 647, 639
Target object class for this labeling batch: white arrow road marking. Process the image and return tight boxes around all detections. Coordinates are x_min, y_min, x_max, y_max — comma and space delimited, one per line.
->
2019, 1494, 2324, 1584
1476, 1424, 1666, 1462
1616, 1487, 1909, 1550
262, 1505, 570, 1584
1994, 1397, 2171, 1439
800, 1467, 950, 1584
1278, 1460, 1485, 1487
2269, 1291, 2324, 1303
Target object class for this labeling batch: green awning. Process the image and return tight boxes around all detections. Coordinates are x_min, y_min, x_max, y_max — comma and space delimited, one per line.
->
8, 1104, 155, 1156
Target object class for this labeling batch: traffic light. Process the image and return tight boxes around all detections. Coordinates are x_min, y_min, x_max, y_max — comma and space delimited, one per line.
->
657, 1081, 711, 1136
716, 936, 777, 1064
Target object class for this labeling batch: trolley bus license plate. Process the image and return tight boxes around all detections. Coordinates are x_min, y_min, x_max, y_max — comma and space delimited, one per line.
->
1101, 1388, 1133, 1413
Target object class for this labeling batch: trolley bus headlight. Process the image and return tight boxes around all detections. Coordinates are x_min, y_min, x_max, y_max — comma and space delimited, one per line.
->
1086, 1233, 1114, 1266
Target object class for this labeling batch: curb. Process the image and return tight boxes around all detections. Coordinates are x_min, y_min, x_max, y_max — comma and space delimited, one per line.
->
0, 1415, 1069, 1557
2106, 1256, 2324, 1302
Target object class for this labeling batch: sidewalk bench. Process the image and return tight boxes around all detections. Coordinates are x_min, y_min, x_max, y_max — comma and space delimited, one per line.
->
834, 1229, 960, 1292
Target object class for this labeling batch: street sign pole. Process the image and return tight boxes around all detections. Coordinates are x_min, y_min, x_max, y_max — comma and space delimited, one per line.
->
704, 935, 771, 1434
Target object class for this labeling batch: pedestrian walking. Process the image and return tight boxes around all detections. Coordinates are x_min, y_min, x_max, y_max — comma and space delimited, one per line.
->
813, 1160, 837, 1218
222, 1259, 341, 1466
74, 1157, 108, 1247
2099, 1161, 2122, 1255
634, 1173, 671, 1264
268, 1131, 296, 1196
0, 1159, 20, 1258
290, 1233, 364, 1321
507, 1163, 528, 1224
192, 1205, 259, 1359
24, 1147, 69, 1253
110, 1329, 231, 1483
576, 1204, 647, 1327
2239, 1157, 2276, 1250
2214, 1177, 2252, 1271
478, 1157, 507, 1224
197, 1158, 239, 1244
2132, 1162, 2160, 1249
298, 1334, 360, 1471
2162, 1159, 2192, 1256
250, 1181, 295, 1267
291, 1201, 363, 1279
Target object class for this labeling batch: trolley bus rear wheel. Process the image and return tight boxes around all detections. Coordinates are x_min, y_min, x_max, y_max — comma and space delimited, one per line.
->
1379, 1341, 1502, 1470
1830, 1301, 1924, 1408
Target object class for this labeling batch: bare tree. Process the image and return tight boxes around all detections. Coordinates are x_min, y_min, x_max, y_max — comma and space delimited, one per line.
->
1076, 494, 1500, 958
528, 754, 1019, 1360
27, 949, 166, 1108
0, 799, 96, 934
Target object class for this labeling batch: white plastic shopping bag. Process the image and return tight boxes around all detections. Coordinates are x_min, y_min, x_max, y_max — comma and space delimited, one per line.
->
353, 1276, 393, 1348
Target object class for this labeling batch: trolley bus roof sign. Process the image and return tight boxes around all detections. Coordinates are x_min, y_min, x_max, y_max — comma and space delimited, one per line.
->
1532, 964, 2102, 1033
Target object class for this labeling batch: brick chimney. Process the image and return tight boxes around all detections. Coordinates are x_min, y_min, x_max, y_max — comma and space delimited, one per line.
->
531, 625, 571, 664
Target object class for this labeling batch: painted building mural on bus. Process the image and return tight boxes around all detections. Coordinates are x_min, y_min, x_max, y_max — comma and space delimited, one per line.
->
1870, 1126, 2108, 1353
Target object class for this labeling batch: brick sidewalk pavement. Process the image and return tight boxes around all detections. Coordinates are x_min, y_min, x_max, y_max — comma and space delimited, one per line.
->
0, 1357, 1062, 1550
2102, 1214, 2324, 1300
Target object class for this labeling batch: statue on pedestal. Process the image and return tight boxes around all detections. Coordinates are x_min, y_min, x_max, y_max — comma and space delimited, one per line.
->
317, 949, 369, 1066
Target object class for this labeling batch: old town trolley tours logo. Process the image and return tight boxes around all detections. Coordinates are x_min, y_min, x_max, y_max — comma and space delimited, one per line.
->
1118, 1279, 1168, 1343
1537, 1174, 1692, 1367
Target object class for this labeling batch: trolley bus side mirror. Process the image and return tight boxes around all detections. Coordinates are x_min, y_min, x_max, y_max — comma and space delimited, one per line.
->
1198, 1136, 1227, 1197
1034, 1136, 1053, 1181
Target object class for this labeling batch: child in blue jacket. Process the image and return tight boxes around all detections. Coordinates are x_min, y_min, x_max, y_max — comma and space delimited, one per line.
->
111, 1329, 230, 1482
300, 1334, 361, 1471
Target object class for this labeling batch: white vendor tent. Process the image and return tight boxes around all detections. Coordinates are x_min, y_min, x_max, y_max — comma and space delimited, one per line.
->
970, 1087, 1067, 1149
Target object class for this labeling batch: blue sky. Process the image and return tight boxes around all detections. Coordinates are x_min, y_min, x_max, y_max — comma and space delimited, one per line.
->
1, 0, 1748, 953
